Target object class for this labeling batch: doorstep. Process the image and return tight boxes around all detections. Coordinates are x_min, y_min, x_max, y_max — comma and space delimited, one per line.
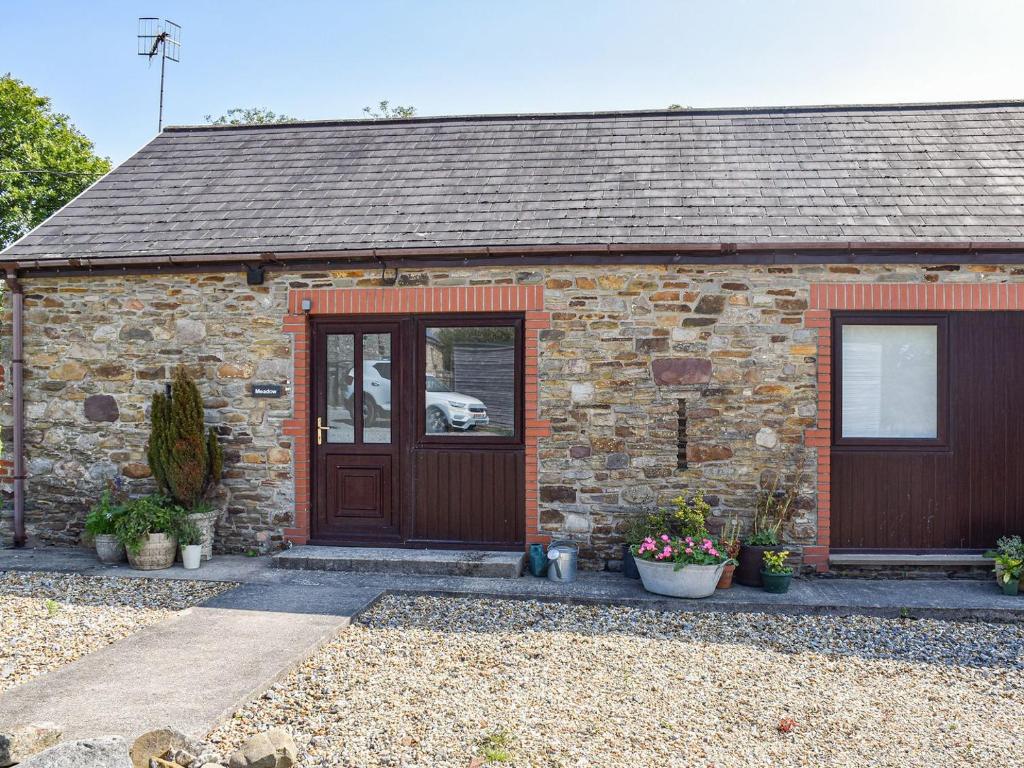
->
273, 545, 525, 579
829, 553, 989, 567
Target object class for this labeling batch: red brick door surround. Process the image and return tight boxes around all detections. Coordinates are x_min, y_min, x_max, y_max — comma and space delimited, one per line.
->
803, 282, 1024, 570
280, 286, 551, 548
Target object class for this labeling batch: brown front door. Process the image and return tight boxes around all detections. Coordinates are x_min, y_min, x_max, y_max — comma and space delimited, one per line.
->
831, 311, 1024, 551
312, 320, 401, 543
311, 314, 525, 549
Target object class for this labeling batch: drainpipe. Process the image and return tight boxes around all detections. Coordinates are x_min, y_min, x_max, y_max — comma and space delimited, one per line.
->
5, 272, 25, 547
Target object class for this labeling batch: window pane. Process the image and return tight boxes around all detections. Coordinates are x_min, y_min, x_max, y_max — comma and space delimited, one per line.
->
363, 333, 392, 444
841, 324, 938, 439
424, 326, 515, 437
326, 334, 355, 444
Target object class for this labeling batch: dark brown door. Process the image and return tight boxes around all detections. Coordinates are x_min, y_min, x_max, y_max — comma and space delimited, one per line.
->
311, 314, 525, 549
831, 311, 1024, 551
312, 321, 401, 543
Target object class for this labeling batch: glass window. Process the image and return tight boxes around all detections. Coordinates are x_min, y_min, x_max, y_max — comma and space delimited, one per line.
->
841, 324, 938, 439
424, 326, 516, 437
326, 334, 355, 444
362, 333, 392, 444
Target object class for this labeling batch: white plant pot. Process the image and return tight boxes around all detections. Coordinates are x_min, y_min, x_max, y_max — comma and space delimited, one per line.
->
94, 534, 126, 565
634, 558, 725, 599
181, 544, 202, 570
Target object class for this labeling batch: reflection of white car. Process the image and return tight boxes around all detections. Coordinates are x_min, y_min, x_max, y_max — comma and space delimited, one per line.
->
426, 375, 488, 432
343, 360, 392, 425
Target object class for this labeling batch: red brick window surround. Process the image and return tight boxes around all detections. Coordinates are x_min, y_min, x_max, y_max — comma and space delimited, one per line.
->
280, 286, 551, 547
804, 282, 1022, 570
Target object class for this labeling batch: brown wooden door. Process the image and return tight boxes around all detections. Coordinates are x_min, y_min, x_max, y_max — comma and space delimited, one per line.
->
311, 314, 525, 549
312, 321, 401, 543
831, 311, 1024, 551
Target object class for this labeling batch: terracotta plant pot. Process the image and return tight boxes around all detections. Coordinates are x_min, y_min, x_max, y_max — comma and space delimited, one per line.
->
736, 544, 786, 587
634, 559, 724, 599
761, 570, 793, 594
94, 534, 126, 565
716, 562, 736, 589
622, 544, 641, 580
127, 533, 177, 571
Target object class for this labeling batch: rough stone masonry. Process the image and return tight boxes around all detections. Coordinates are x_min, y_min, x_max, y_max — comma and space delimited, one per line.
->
2, 262, 1020, 567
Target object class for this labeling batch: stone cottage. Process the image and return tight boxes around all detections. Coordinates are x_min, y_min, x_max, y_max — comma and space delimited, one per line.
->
3, 101, 1024, 569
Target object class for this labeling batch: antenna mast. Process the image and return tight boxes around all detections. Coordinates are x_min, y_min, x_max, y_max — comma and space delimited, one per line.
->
138, 18, 181, 131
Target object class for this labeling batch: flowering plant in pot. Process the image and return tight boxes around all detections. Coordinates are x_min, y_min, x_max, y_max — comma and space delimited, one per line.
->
84, 481, 128, 565
716, 517, 742, 589
113, 494, 182, 571
737, 458, 804, 587
761, 550, 794, 594
986, 536, 1024, 594
632, 534, 735, 598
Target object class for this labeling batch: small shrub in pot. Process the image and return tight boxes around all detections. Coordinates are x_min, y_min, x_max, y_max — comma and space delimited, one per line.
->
113, 495, 182, 571
761, 549, 794, 594
84, 483, 128, 565
737, 456, 804, 587
176, 518, 204, 571
986, 535, 1024, 595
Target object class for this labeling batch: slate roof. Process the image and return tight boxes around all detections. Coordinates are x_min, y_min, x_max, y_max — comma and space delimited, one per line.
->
5, 100, 1024, 266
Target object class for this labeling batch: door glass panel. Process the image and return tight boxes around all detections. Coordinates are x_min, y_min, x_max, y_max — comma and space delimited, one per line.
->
326, 334, 355, 444
362, 333, 392, 444
424, 326, 515, 437
841, 324, 938, 438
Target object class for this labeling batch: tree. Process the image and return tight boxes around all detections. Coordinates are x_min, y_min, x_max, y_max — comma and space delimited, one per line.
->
148, 365, 223, 509
0, 74, 111, 249
363, 100, 416, 119
204, 107, 298, 125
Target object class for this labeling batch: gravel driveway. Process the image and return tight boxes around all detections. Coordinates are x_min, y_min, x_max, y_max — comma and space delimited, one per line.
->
0, 570, 233, 693
210, 594, 1023, 768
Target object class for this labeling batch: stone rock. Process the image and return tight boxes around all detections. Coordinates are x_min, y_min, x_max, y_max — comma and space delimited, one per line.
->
149, 759, 179, 768
0, 723, 62, 767
688, 444, 734, 462
175, 319, 207, 344
218, 363, 253, 379
227, 728, 296, 768
19, 737, 131, 768
130, 730, 198, 768
570, 382, 594, 403
605, 452, 630, 469
755, 427, 779, 449
651, 357, 712, 385
563, 512, 591, 534
540, 486, 576, 503
695, 294, 726, 314
119, 327, 153, 342
84, 395, 119, 422
121, 462, 152, 479
267, 448, 291, 464
48, 361, 87, 381
569, 445, 591, 459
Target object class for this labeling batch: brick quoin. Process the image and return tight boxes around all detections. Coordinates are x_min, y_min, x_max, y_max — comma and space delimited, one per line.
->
804, 282, 1019, 571
282, 286, 550, 548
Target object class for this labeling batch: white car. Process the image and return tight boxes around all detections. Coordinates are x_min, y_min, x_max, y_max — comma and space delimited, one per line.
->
426, 375, 489, 432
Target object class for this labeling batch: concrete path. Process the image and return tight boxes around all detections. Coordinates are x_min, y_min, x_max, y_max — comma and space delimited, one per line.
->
0, 579, 378, 740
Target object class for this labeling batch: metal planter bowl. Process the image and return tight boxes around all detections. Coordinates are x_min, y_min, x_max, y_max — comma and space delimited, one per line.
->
634, 558, 724, 599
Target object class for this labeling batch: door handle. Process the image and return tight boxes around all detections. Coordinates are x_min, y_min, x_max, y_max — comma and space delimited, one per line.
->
316, 416, 330, 445
371, 381, 380, 386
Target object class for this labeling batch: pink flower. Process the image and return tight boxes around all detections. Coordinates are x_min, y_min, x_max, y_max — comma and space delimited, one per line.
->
685, 536, 694, 544
710, 549, 719, 557
660, 534, 670, 543
685, 547, 693, 555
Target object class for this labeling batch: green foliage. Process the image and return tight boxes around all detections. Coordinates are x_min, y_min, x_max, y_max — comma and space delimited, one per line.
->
83, 486, 127, 537
174, 517, 203, 547
0, 74, 111, 248
477, 730, 515, 764
624, 490, 713, 543
762, 550, 793, 575
44, 598, 60, 617
362, 100, 416, 119
748, 454, 806, 546
204, 107, 297, 125
147, 366, 222, 509
112, 494, 183, 554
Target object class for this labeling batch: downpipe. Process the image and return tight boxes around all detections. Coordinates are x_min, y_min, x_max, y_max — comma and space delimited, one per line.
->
5, 273, 25, 547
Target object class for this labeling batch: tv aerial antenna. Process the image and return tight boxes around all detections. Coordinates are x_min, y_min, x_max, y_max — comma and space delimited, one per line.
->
138, 18, 181, 131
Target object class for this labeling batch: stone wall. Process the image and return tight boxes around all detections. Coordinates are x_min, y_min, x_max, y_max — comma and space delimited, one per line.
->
2, 262, 1021, 566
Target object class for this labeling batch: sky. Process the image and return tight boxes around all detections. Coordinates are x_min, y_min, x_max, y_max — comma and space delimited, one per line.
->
3, 0, 1024, 165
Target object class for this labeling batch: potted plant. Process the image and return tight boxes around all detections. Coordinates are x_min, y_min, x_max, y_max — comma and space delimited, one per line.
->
113, 495, 181, 570
987, 535, 1024, 593
717, 517, 741, 589
176, 518, 204, 571
148, 365, 224, 560
632, 533, 735, 598
761, 549, 794, 594
83, 483, 128, 564
621, 493, 713, 580
736, 459, 804, 587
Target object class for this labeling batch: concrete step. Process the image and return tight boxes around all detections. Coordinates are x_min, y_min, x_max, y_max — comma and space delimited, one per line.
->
273, 545, 525, 578
828, 552, 992, 579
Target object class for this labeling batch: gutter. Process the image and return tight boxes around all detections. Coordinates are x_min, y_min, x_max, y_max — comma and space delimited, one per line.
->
4, 272, 25, 547
4, 240, 1024, 278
